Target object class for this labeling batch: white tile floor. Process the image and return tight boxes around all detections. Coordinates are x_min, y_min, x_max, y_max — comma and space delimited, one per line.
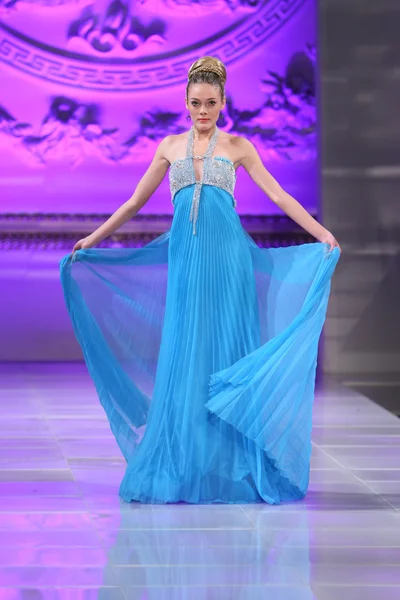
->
0, 363, 399, 599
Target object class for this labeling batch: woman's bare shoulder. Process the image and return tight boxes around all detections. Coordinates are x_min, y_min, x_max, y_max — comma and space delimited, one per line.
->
219, 131, 253, 164
223, 131, 252, 149
162, 131, 187, 142
158, 132, 188, 164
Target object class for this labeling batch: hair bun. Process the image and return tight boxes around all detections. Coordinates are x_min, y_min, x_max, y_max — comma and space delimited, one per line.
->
188, 56, 227, 85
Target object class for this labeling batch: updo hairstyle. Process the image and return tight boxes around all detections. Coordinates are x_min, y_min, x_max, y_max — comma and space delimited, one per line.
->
186, 56, 227, 101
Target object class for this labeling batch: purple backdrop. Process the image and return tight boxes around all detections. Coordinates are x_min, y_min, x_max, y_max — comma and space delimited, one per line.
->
0, 0, 316, 215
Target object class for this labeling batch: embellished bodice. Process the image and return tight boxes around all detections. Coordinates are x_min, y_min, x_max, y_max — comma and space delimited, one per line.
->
169, 155, 236, 201
168, 126, 236, 235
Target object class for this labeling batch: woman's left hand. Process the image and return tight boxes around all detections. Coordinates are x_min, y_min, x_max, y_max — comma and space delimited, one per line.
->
318, 230, 341, 253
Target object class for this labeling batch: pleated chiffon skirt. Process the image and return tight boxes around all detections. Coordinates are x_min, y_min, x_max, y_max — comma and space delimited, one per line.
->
60, 183, 340, 504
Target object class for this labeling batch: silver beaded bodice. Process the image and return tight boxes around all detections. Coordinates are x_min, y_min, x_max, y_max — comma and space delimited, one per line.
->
169, 126, 236, 235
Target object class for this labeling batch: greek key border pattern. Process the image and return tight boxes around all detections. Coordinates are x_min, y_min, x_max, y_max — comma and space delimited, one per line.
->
0, 0, 306, 91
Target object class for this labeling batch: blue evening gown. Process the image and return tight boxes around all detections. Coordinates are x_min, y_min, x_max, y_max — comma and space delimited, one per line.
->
60, 126, 340, 505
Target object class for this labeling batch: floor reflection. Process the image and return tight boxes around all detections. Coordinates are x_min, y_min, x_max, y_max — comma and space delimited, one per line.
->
0, 365, 399, 600
98, 504, 314, 598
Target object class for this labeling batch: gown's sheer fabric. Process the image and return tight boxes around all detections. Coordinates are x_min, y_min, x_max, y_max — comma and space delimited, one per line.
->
60, 182, 339, 505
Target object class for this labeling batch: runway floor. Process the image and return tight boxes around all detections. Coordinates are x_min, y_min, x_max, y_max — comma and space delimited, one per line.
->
0, 363, 400, 599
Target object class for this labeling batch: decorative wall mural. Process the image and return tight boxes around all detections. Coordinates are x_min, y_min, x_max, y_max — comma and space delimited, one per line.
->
68, 3, 167, 56
0, 0, 317, 215
0, 0, 306, 90
0, 46, 316, 164
1, 0, 262, 12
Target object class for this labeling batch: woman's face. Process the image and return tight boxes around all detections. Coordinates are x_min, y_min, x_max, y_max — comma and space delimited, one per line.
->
186, 83, 225, 130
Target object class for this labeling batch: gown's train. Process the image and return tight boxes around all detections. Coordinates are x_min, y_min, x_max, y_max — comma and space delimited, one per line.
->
60, 127, 339, 505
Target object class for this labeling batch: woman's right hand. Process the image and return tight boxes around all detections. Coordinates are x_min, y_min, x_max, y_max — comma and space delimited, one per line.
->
71, 235, 95, 257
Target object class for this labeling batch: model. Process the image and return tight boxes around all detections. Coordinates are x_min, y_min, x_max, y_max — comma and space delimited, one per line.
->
60, 56, 340, 505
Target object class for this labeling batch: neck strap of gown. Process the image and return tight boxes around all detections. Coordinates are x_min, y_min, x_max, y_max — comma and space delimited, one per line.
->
186, 126, 219, 159
186, 126, 219, 235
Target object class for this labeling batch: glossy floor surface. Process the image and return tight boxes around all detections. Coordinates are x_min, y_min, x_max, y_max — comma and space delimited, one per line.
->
0, 363, 399, 599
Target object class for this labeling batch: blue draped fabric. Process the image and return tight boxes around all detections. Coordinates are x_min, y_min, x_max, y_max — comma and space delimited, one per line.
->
60, 182, 339, 504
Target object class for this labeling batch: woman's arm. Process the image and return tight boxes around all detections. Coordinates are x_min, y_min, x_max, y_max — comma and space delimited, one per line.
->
238, 138, 341, 251
72, 137, 171, 253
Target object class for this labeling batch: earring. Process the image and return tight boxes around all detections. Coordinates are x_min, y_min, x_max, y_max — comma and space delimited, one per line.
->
218, 112, 226, 126
186, 114, 191, 122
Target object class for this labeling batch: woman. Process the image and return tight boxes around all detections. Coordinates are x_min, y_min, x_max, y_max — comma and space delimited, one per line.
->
60, 56, 340, 505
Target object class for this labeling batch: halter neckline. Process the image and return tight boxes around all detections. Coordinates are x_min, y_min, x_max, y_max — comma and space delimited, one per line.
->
186, 126, 219, 160
186, 126, 220, 235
